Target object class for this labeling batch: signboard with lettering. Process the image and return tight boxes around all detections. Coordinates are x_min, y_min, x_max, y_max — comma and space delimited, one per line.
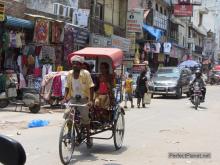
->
0, 2, 5, 22
174, 5, 193, 17
127, 9, 144, 33
153, 10, 168, 30
111, 35, 131, 52
126, 32, 136, 54
178, 0, 190, 4
73, 26, 89, 47
90, 33, 112, 48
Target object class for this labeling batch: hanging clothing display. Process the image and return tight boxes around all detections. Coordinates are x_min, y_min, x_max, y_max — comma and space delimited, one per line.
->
52, 75, 62, 97
16, 32, 22, 48
164, 42, 172, 54
144, 42, 150, 52
40, 46, 56, 62
33, 19, 49, 44
51, 22, 63, 43
19, 73, 26, 89
9, 31, 16, 48
64, 24, 75, 57
154, 43, 161, 53
42, 64, 52, 78
73, 9, 90, 27
34, 77, 42, 92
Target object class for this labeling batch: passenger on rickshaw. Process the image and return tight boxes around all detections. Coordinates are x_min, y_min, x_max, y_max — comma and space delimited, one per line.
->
94, 62, 115, 121
63, 55, 94, 147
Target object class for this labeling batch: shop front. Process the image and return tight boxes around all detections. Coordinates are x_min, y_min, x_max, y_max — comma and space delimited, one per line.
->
0, 15, 35, 98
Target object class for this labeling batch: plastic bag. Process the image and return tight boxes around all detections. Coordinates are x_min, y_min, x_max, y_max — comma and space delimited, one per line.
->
28, 119, 49, 128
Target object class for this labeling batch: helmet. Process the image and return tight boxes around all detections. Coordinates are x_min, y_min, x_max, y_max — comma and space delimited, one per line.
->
195, 69, 202, 78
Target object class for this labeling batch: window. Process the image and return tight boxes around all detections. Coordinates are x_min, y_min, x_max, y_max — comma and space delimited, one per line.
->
164, 10, 167, 16
198, 13, 203, 26
160, 7, 163, 14
59, 5, 64, 16
95, 3, 104, 20
156, 4, 158, 11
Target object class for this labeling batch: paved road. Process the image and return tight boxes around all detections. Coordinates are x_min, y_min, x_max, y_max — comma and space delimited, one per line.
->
0, 86, 220, 165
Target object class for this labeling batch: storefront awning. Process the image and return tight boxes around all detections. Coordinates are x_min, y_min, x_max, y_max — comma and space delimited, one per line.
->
5, 16, 34, 29
142, 24, 164, 41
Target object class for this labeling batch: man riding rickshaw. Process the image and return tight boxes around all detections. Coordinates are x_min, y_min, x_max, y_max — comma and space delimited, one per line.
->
59, 48, 125, 165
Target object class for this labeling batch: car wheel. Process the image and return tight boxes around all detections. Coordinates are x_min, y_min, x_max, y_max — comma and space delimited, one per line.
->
176, 87, 182, 99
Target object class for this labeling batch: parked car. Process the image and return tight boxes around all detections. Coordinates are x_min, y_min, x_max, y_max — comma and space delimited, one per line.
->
149, 67, 191, 98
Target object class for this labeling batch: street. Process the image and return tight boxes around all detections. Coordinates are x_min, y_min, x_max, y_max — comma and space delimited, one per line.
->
0, 85, 220, 165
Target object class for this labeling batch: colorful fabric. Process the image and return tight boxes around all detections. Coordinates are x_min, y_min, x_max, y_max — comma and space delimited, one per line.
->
51, 22, 63, 43
64, 24, 75, 57
33, 19, 49, 44
99, 82, 109, 94
65, 69, 94, 100
19, 73, 26, 89
27, 55, 35, 65
52, 75, 62, 97
9, 31, 16, 48
34, 78, 42, 92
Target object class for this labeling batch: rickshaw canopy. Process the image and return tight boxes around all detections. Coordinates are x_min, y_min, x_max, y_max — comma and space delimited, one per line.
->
68, 47, 124, 68
213, 65, 220, 71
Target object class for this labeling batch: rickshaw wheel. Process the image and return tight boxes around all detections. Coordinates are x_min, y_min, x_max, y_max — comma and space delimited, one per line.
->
59, 119, 75, 165
113, 111, 125, 150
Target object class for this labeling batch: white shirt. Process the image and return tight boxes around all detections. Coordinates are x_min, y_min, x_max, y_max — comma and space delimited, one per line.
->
154, 43, 161, 53
164, 42, 172, 54
72, 78, 84, 98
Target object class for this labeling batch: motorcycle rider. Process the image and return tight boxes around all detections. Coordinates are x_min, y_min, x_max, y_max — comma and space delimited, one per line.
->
190, 69, 206, 102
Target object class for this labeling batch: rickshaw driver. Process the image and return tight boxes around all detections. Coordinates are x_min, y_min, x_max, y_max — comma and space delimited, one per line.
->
62, 55, 94, 147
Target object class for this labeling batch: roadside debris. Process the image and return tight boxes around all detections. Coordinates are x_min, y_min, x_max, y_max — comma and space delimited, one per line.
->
28, 119, 49, 128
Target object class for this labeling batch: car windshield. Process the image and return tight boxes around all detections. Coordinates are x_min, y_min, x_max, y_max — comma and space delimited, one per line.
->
156, 68, 180, 78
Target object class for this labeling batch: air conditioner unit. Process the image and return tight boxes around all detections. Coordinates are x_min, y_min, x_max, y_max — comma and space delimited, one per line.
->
53, 3, 60, 15
67, 7, 74, 19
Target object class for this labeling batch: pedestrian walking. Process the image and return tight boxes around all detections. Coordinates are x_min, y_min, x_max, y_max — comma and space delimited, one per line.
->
124, 73, 134, 108
136, 70, 148, 108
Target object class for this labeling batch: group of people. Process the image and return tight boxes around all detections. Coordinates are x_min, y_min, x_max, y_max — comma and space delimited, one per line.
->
123, 69, 150, 109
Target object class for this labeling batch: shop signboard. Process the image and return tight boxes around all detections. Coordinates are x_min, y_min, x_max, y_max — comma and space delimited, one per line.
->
127, 9, 144, 33
111, 35, 131, 52
132, 64, 147, 73
174, 5, 193, 17
153, 10, 168, 30
126, 32, 136, 54
178, 0, 190, 4
0, 2, 5, 22
73, 26, 89, 47
90, 33, 112, 47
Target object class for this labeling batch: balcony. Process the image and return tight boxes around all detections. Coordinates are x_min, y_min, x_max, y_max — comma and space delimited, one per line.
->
89, 17, 126, 38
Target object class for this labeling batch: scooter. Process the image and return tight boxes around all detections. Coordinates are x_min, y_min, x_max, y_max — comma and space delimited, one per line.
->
190, 82, 204, 110
0, 87, 41, 113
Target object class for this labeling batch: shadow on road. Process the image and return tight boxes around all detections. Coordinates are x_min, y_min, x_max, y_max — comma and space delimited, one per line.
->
69, 144, 127, 164
152, 95, 188, 100
190, 106, 208, 111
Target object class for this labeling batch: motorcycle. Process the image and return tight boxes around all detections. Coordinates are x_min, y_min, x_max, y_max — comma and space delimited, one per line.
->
0, 86, 41, 113
190, 82, 204, 110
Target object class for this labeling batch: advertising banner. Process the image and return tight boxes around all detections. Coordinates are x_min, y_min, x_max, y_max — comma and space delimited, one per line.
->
174, 5, 193, 17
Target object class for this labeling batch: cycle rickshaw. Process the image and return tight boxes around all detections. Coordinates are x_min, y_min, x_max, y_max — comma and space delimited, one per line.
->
59, 48, 125, 165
